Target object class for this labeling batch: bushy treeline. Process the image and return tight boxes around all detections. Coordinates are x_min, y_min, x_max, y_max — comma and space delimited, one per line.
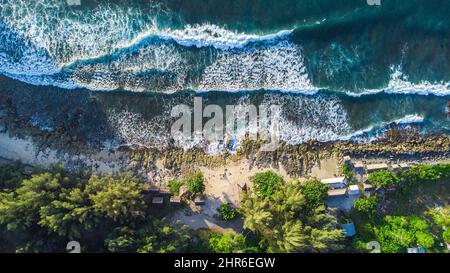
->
368, 163, 450, 189
4, 161, 445, 253
0, 164, 189, 253
353, 163, 450, 253
0, 166, 346, 253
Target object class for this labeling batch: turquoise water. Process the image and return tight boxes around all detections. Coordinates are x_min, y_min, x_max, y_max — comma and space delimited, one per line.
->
0, 0, 448, 149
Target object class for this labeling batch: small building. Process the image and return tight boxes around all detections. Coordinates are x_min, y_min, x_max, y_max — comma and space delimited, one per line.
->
366, 163, 389, 173
348, 185, 360, 196
148, 183, 160, 193
400, 163, 409, 170
391, 164, 401, 172
159, 186, 171, 195
407, 247, 426, 253
353, 162, 365, 172
170, 196, 181, 204
343, 156, 352, 165
194, 194, 205, 206
321, 177, 347, 189
363, 183, 375, 192
152, 196, 164, 205
327, 188, 347, 197
342, 223, 356, 237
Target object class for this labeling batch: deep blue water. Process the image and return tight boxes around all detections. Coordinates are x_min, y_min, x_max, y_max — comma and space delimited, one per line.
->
0, 0, 448, 149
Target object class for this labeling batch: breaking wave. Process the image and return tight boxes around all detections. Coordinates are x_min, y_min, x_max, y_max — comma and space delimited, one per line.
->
0, 0, 448, 96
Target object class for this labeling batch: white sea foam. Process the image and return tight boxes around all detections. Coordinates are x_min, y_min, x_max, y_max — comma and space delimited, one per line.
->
273, 95, 353, 144
82, 91, 428, 154
347, 66, 450, 97
339, 113, 425, 142
384, 65, 450, 96
393, 114, 424, 125
0, 0, 159, 65
158, 24, 293, 50
0, 1, 448, 96
196, 41, 317, 93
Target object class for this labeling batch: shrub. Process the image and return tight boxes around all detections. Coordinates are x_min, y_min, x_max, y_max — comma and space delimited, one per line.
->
443, 229, 450, 243
209, 232, 248, 253
300, 180, 328, 210
374, 216, 435, 253
0, 163, 25, 190
402, 163, 450, 183
168, 179, 184, 196
186, 172, 205, 195
353, 196, 379, 215
218, 203, 238, 221
252, 171, 283, 197
368, 170, 399, 188
342, 164, 353, 181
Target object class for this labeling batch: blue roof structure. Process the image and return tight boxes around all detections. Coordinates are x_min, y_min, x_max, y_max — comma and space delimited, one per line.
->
342, 223, 356, 237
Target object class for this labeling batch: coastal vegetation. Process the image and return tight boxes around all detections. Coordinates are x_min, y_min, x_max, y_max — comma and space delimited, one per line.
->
342, 163, 353, 182
368, 170, 399, 188
218, 203, 238, 221
185, 172, 205, 196
240, 178, 344, 253
0, 162, 448, 253
168, 172, 205, 199
0, 164, 189, 253
251, 171, 283, 198
351, 164, 450, 253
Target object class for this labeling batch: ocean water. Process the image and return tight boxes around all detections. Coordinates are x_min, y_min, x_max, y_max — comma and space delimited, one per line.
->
0, 0, 449, 152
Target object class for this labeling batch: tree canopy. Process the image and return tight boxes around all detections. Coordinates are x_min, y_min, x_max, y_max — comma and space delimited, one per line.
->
240, 178, 344, 253
374, 216, 435, 253
251, 171, 283, 198
0, 165, 189, 253
368, 170, 399, 188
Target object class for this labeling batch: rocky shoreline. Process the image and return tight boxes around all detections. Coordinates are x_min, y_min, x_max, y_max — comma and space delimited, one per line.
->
0, 113, 448, 182
1, 78, 449, 182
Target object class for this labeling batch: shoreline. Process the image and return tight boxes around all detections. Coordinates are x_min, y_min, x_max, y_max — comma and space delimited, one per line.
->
1, 129, 449, 233
1, 127, 448, 188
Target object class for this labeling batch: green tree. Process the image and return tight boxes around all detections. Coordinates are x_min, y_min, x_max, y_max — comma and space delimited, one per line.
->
252, 171, 283, 198
240, 193, 273, 234
353, 196, 379, 216
209, 232, 248, 253
415, 231, 435, 248
443, 229, 450, 243
0, 169, 69, 230
185, 172, 205, 195
218, 203, 238, 221
86, 174, 146, 223
300, 180, 328, 211
240, 180, 344, 253
374, 216, 435, 253
168, 179, 184, 196
425, 207, 450, 228
106, 219, 190, 253
368, 170, 399, 188
0, 163, 25, 191
137, 220, 190, 253
0, 165, 191, 253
